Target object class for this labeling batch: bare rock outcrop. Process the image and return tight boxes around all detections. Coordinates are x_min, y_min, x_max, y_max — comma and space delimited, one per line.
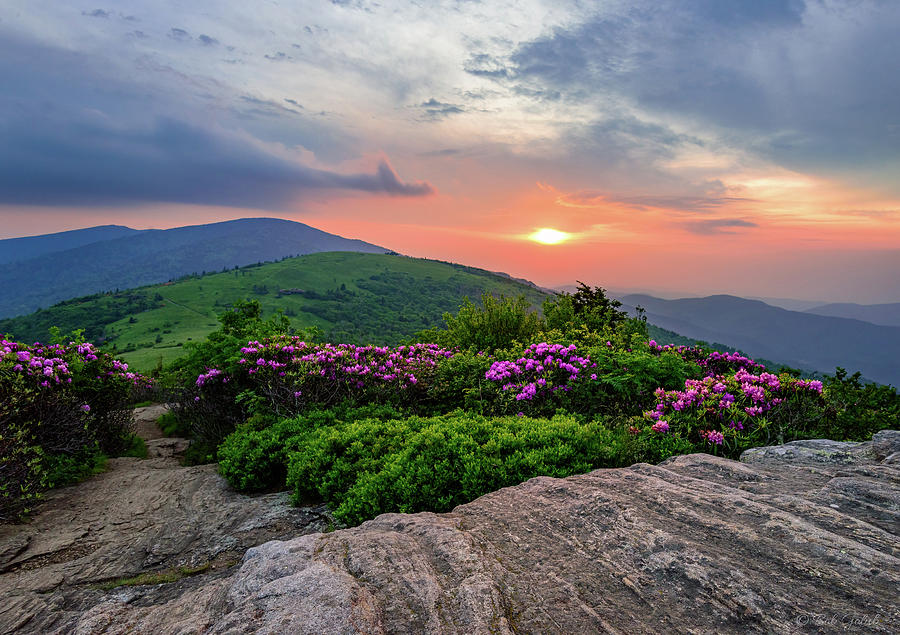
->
0, 407, 331, 634
57, 430, 900, 634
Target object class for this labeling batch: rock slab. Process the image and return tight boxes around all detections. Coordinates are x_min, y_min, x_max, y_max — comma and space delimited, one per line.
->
63, 430, 900, 634
0, 407, 331, 634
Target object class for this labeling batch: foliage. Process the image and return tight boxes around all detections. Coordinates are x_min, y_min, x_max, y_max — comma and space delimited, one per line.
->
120, 434, 149, 459
213, 319, 899, 529
164, 300, 299, 449
821, 368, 900, 440
543, 282, 631, 334
218, 404, 403, 493
180, 333, 455, 449
42, 450, 109, 489
0, 338, 149, 522
438, 293, 544, 352
638, 367, 828, 457
156, 411, 189, 438
280, 412, 625, 526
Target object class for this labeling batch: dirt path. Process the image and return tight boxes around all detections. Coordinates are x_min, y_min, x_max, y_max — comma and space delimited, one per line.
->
0, 406, 331, 634
131, 403, 168, 441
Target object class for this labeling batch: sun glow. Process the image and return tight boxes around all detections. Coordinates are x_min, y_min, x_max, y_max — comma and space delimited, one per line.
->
529, 227, 570, 244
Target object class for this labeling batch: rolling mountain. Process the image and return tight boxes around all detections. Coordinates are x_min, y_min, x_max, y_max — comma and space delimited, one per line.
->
0, 224, 140, 265
0, 252, 550, 371
0, 218, 386, 318
803, 302, 900, 328
620, 294, 900, 386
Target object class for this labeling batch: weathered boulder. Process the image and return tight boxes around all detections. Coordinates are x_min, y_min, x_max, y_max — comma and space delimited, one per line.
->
61, 431, 899, 634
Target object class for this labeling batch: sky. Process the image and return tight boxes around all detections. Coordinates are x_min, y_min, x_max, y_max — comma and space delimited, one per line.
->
1, 0, 899, 302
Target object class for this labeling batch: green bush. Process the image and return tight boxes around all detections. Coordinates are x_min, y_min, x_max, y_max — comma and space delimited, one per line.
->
218, 404, 406, 492
120, 434, 148, 459
284, 412, 627, 526
440, 293, 543, 352
43, 450, 108, 489
820, 368, 900, 440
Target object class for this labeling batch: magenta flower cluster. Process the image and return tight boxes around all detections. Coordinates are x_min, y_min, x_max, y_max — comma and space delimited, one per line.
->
484, 342, 598, 402
195, 337, 456, 402
1, 339, 150, 389
644, 361, 825, 444
196, 368, 225, 387
648, 340, 765, 376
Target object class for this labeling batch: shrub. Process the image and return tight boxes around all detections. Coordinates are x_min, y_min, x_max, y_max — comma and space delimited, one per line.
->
543, 282, 633, 336
43, 450, 108, 489
440, 293, 543, 352
156, 411, 190, 438
820, 368, 900, 440
189, 339, 454, 431
639, 368, 830, 457
284, 412, 626, 526
0, 338, 149, 521
218, 404, 404, 492
483, 341, 696, 417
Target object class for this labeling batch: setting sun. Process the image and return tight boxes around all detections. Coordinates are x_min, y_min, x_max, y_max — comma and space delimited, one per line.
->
529, 228, 571, 245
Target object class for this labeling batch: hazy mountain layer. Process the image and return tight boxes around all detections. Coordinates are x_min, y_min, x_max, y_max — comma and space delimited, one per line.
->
804, 302, 900, 328
621, 294, 900, 386
0, 218, 386, 318
0, 224, 140, 265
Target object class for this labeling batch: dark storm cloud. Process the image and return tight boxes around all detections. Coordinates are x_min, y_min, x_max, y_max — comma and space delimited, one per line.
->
0, 31, 433, 208
684, 218, 758, 235
469, 0, 900, 172
0, 116, 433, 206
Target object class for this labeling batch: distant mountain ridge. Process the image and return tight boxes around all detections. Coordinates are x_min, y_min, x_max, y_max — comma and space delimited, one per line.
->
0, 225, 141, 265
803, 302, 900, 328
0, 218, 386, 318
619, 293, 900, 386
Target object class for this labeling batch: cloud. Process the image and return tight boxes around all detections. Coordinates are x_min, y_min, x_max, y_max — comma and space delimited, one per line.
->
614, 194, 756, 212
82, 9, 109, 19
336, 161, 435, 197
467, 0, 900, 176
464, 53, 512, 79
0, 31, 432, 208
0, 115, 433, 207
169, 27, 191, 40
684, 218, 758, 235
418, 98, 465, 121
418, 148, 460, 158
198, 34, 218, 46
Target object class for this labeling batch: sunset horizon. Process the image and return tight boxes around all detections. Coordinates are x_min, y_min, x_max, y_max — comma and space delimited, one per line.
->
2, 0, 898, 303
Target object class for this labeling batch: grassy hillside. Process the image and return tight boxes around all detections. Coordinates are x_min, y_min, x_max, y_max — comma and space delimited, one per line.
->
1, 252, 550, 371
